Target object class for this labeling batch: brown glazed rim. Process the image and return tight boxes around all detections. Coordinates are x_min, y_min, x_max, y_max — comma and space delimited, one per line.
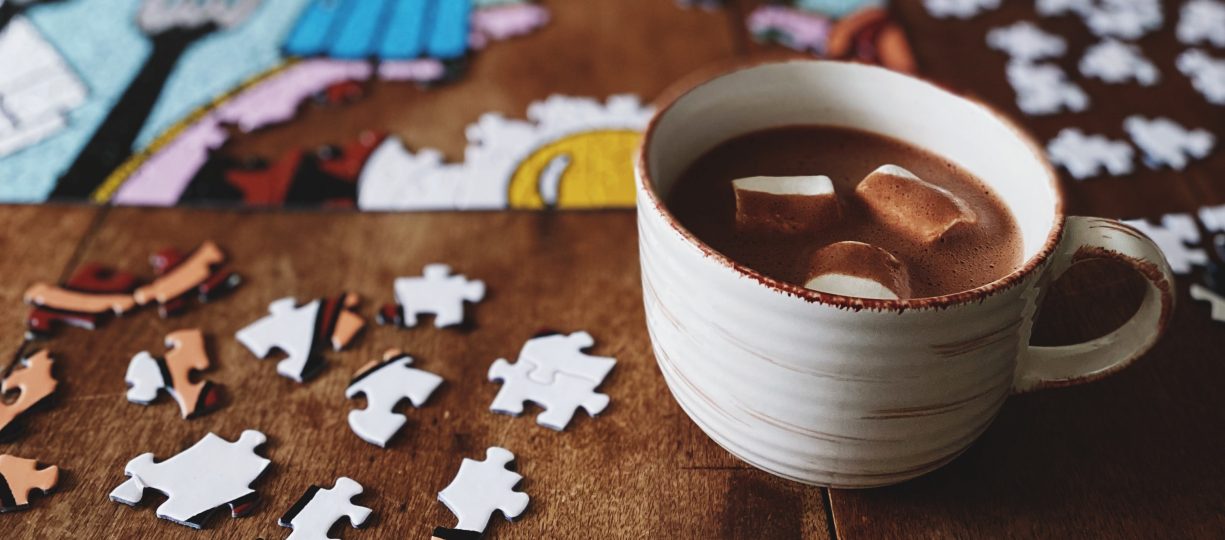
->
636, 59, 1067, 312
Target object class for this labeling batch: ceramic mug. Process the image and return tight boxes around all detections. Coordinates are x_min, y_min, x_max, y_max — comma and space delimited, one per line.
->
635, 60, 1176, 488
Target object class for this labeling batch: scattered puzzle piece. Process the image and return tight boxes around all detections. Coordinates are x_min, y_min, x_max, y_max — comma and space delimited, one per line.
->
23, 263, 138, 338
986, 21, 1067, 61
488, 332, 615, 431
1047, 128, 1135, 179
133, 241, 242, 317
0, 350, 57, 438
1190, 283, 1225, 322
279, 477, 372, 540
1122, 213, 1206, 274
1006, 61, 1090, 115
922, 0, 1000, 19
237, 293, 365, 382
379, 264, 485, 329
110, 430, 270, 529
747, 5, 832, 54
1123, 116, 1216, 170
1036, 0, 1091, 17
346, 350, 443, 447
0, 454, 58, 513
514, 331, 617, 385
1082, 0, 1163, 39
125, 329, 221, 419
1177, 49, 1225, 106
1079, 39, 1158, 85
1178, 0, 1225, 47
1198, 204, 1225, 233
438, 447, 529, 534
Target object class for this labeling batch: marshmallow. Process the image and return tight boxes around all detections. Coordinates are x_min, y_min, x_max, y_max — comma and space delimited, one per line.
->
855, 164, 977, 244
804, 241, 911, 300
733, 175, 841, 235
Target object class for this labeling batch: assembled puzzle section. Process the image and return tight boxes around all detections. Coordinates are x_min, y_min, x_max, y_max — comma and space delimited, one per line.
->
488, 331, 616, 431
110, 430, 270, 529
237, 293, 365, 382
0, 350, 58, 438
23, 263, 138, 338
133, 241, 241, 317
438, 447, 529, 535
379, 264, 485, 329
0, 454, 59, 513
346, 349, 443, 447
279, 477, 372, 540
125, 329, 222, 419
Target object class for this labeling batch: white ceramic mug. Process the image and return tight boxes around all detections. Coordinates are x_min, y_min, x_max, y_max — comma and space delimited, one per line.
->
636, 60, 1176, 488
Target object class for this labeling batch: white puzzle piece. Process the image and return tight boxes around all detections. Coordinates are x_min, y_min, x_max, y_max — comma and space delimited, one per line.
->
922, 0, 1001, 19
124, 329, 219, 419
1081, 0, 1163, 39
1006, 61, 1090, 115
110, 430, 270, 529
1047, 128, 1135, 179
1177, 49, 1225, 106
515, 331, 617, 384
489, 358, 611, 431
438, 447, 529, 534
1178, 0, 1225, 47
389, 264, 485, 328
237, 295, 363, 382
1122, 213, 1206, 274
1079, 39, 1159, 85
1191, 284, 1225, 322
279, 477, 372, 540
1123, 116, 1216, 170
986, 22, 1067, 61
1198, 204, 1225, 233
1036, 0, 1091, 17
345, 350, 443, 447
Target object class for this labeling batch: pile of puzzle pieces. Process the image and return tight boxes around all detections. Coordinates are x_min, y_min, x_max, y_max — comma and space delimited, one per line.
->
6, 248, 617, 537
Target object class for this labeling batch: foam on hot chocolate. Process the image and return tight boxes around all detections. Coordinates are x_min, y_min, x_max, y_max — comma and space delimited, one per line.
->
733, 175, 841, 235
804, 241, 911, 299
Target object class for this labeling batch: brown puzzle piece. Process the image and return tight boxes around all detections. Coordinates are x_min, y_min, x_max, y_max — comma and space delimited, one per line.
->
0, 454, 59, 512
23, 263, 140, 337
133, 241, 241, 317
0, 350, 57, 435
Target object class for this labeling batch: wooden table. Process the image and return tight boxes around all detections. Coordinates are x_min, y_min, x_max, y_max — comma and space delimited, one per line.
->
5, 0, 1225, 538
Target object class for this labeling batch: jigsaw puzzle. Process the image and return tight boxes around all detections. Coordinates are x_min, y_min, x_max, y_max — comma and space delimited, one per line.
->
488, 331, 616, 431
438, 447, 529, 534
1047, 128, 1134, 179
1079, 39, 1158, 85
379, 264, 485, 329
922, 0, 1000, 19
279, 477, 372, 540
1081, 0, 1163, 39
1178, 0, 1225, 47
125, 329, 221, 419
237, 293, 365, 382
0, 454, 58, 513
110, 430, 270, 529
0, 349, 57, 438
986, 21, 1066, 61
133, 241, 242, 317
23, 262, 138, 338
1177, 49, 1225, 106
346, 349, 443, 447
1006, 61, 1089, 115
1123, 116, 1216, 170
1122, 213, 1206, 274
1190, 283, 1225, 322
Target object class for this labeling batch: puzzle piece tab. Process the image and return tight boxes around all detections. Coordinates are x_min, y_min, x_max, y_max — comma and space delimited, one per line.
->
1122, 213, 1206, 274
1006, 61, 1089, 115
279, 477, 372, 540
986, 21, 1066, 61
0, 350, 57, 438
237, 293, 365, 382
1124, 116, 1216, 170
23, 262, 138, 338
1047, 128, 1134, 179
346, 350, 443, 447
379, 264, 485, 329
1177, 0, 1225, 47
110, 430, 270, 529
1079, 39, 1158, 85
438, 447, 529, 534
125, 329, 221, 419
0, 454, 58, 513
1177, 49, 1225, 106
133, 241, 241, 317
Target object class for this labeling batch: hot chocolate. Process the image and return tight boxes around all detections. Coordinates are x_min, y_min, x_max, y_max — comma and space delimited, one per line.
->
665, 125, 1024, 299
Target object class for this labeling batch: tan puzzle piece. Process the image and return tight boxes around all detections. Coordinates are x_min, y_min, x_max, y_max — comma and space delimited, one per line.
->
331, 293, 365, 350
23, 283, 137, 314
164, 329, 211, 418
0, 350, 58, 433
133, 241, 225, 305
0, 455, 59, 507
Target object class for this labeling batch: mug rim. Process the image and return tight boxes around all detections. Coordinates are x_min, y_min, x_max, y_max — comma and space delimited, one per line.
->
636, 59, 1066, 312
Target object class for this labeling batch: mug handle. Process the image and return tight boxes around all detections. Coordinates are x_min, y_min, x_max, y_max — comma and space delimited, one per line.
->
1013, 216, 1177, 394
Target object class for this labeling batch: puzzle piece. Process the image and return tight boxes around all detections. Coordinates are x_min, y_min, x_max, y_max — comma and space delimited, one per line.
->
488, 347, 612, 431
125, 329, 221, 419
1006, 61, 1089, 115
1123, 116, 1216, 170
23, 262, 138, 338
1081, 0, 1163, 39
279, 477, 372, 540
237, 293, 365, 382
1178, 0, 1225, 47
1177, 49, 1225, 106
0, 350, 57, 438
110, 430, 270, 529
1036, 0, 1091, 16
1198, 204, 1225, 233
1079, 39, 1158, 85
922, 0, 1000, 19
1047, 128, 1135, 179
1190, 283, 1225, 322
986, 22, 1067, 61
133, 241, 242, 318
345, 350, 443, 447
0, 454, 58, 513
438, 447, 529, 534
514, 331, 617, 384
1122, 213, 1206, 274
379, 264, 485, 329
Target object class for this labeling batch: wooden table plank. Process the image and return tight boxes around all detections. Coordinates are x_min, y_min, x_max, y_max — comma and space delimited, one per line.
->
3, 207, 831, 538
